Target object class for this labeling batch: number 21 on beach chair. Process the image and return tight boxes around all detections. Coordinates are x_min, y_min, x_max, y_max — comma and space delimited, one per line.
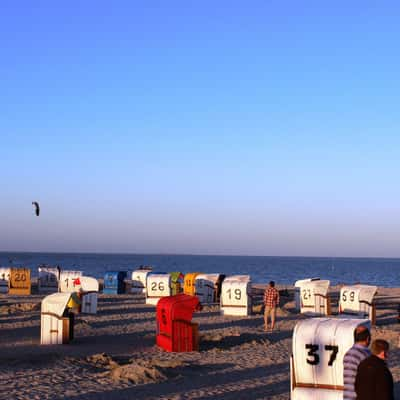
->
296, 279, 331, 316
290, 317, 370, 399
294, 278, 320, 312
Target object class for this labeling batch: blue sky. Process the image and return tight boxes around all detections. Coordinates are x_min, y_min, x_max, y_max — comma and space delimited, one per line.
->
1, 1, 400, 256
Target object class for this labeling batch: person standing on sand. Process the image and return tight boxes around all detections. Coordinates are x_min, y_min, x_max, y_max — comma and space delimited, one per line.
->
355, 339, 394, 400
342, 325, 371, 400
263, 281, 279, 332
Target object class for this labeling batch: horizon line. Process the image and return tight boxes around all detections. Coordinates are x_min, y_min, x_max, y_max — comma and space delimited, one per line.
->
1, 249, 400, 260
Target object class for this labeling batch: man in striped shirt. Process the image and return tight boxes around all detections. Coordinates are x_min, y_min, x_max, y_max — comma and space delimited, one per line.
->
263, 281, 280, 332
343, 325, 371, 400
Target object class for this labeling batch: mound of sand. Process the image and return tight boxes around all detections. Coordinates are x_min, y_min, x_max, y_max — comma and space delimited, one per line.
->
0, 301, 40, 314
84, 353, 187, 385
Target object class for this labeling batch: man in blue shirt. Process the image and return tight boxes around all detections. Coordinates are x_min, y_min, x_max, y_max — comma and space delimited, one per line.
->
343, 325, 371, 400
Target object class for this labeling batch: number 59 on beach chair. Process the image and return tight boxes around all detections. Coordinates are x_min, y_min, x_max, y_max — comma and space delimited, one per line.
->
338, 284, 377, 325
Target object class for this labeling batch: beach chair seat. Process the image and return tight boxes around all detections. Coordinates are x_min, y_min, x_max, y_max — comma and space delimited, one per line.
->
41, 292, 79, 345
156, 294, 200, 352
103, 271, 127, 294
38, 265, 60, 293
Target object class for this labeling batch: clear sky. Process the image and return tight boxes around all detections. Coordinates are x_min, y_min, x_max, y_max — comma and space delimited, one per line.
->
1, 1, 400, 256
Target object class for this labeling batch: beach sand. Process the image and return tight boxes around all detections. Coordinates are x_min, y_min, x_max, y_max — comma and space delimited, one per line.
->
0, 285, 399, 400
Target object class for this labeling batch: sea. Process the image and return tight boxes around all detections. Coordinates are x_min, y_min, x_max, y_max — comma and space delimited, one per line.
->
0, 252, 399, 287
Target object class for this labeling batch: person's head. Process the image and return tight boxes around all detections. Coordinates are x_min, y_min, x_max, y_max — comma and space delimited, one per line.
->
269, 281, 275, 287
371, 339, 389, 360
353, 325, 371, 347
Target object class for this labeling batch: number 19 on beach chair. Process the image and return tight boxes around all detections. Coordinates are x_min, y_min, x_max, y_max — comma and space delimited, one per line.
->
220, 275, 252, 316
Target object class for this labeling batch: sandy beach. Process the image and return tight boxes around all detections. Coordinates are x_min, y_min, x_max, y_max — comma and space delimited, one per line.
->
0, 284, 399, 400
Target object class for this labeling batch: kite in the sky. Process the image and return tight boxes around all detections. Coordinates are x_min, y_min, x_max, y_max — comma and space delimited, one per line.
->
32, 201, 40, 216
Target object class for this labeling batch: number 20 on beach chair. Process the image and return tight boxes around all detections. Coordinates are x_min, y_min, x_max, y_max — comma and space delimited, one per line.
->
9, 268, 31, 295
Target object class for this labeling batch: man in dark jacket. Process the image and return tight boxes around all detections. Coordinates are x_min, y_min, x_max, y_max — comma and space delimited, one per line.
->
355, 339, 394, 400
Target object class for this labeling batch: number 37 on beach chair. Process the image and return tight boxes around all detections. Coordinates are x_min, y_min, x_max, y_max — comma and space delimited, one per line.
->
290, 318, 370, 400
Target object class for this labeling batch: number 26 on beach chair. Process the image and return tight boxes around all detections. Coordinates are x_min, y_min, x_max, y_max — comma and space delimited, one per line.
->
146, 273, 172, 305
